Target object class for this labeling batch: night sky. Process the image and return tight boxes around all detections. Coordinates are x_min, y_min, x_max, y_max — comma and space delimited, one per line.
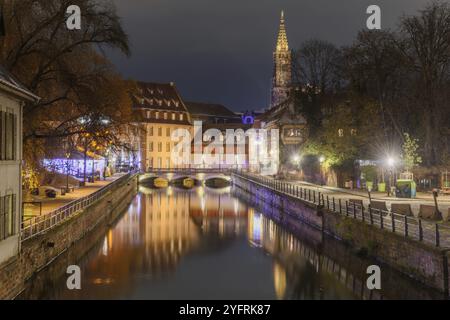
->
108, 0, 431, 111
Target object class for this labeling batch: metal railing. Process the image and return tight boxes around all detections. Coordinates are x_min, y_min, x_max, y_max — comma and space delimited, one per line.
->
21, 173, 136, 242
145, 168, 236, 175
233, 170, 450, 248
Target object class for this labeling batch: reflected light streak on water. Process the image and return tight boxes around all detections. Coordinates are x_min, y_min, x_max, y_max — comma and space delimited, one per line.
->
17, 186, 446, 300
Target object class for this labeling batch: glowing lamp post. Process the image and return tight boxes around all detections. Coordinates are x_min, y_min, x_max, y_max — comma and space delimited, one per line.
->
387, 157, 396, 197
65, 152, 71, 192
319, 156, 326, 186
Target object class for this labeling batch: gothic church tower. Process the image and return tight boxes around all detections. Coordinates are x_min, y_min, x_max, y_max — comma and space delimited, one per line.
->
271, 11, 292, 108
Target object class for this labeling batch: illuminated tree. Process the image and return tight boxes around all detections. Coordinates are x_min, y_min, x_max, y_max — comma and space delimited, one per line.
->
401, 133, 422, 173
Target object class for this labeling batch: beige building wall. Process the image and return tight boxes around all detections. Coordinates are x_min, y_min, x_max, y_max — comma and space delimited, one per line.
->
143, 123, 192, 170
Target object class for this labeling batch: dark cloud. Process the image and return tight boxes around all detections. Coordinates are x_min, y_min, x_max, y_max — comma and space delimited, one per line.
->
108, 0, 430, 111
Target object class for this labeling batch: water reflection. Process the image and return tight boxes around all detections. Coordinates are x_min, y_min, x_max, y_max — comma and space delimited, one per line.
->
18, 186, 444, 300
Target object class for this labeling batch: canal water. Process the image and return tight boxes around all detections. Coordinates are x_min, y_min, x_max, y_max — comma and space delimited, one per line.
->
18, 186, 445, 300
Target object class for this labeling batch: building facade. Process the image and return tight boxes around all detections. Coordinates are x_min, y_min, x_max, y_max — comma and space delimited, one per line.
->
0, 67, 39, 265
186, 101, 252, 169
132, 82, 192, 171
271, 11, 292, 108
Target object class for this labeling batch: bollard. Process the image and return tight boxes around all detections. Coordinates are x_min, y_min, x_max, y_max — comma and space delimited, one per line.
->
404, 215, 408, 237
418, 219, 423, 241
380, 209, 384, 229
435, 224, 440, 247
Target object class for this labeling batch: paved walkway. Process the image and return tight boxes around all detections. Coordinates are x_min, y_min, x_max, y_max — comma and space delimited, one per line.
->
288, 180, 450, 221
23, 174, 125, 219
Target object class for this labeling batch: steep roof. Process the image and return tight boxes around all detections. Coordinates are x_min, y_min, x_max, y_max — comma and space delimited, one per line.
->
132, 82, 189, 112
0, 65, 39, 102
131, 81, 191, 125
185, 101, 238, 118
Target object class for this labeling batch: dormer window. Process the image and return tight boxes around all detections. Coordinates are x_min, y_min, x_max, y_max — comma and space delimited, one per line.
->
155, 112, 159, 119
146, 110, 151, 119
175, 102, 179, 107
158, 100, 162, 106
180, 114, 184, 121
171, 113, 176, 120
164, 112, 168, 120
141, 98, 145, 105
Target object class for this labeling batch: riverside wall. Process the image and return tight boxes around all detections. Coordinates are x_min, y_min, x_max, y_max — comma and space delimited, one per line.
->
0, 175, 138, 299
232, 174, 449, 295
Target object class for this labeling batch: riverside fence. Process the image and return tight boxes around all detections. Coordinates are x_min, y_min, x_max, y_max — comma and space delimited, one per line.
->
21, 173, 136, 242
233, 171, 450, 248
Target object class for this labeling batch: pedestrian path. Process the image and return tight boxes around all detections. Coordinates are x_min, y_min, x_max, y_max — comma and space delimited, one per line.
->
23, 174, 126, 219
290, 180, 450, 220
235, 171, 450, 248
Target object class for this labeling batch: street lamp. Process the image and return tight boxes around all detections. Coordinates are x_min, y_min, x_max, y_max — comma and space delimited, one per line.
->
291, 155, 300, 164
367, 184, 373, 202
319, 156, 326, 186
386, 156, 396, 196
387, 157, 395, 167
65, 152, 71, 192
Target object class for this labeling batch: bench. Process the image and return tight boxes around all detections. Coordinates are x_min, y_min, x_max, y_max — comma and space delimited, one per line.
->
391, 203, 413, 217
370, 201, 388, 212
418, 205, 442, 221
349, 199, 363, 207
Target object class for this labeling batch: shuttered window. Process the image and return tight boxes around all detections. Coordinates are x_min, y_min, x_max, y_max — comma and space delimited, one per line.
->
0, 110, 17, 161
0, 194, 17, 240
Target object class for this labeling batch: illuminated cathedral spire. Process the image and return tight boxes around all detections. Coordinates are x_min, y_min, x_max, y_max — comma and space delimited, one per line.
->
271, 10, 292, 108
276, 11, 289, 52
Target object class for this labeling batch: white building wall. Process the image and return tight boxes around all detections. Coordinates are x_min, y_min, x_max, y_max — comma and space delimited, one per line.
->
0, 91, 23, 265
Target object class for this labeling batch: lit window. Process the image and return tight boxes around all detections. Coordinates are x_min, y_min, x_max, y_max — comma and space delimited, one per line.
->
172, 113, 176, 120
180, 114, 184, 121
164, 112, 168, 120
155, 112, 159, 119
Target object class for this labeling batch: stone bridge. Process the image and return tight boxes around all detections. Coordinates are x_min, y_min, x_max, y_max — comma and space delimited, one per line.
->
139, 168, 232, 185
